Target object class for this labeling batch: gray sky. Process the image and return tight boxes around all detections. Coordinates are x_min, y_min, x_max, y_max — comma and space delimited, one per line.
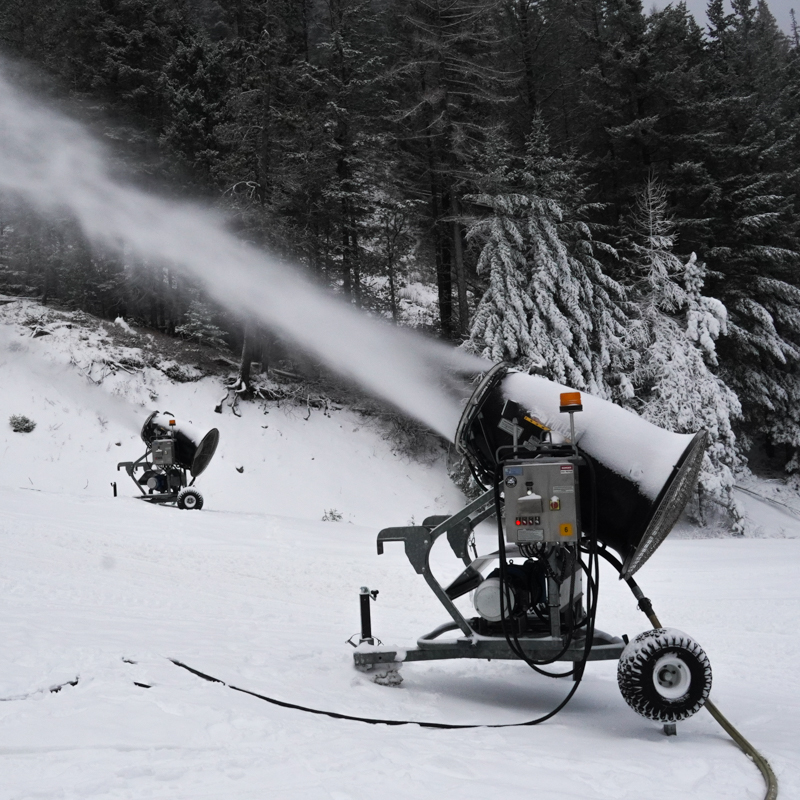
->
651, 0, 796, 35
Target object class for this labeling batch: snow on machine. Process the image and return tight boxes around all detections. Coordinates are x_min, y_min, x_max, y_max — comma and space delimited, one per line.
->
354, 363, 712, 728
117, 411, 219, 510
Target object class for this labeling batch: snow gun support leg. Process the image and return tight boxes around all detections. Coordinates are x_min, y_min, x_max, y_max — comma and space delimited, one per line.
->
117, 451, 152, 497
359, 587, 379, 645
354, 488, 626, 671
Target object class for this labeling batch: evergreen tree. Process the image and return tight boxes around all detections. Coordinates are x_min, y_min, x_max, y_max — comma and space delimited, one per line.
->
54, 0, 191, 125
314, 0, 387, 304
388, 0, 512, 337
210, 0, 311, 253
160, 34, 230, 178
572, 0, 653, 228
466, 120, 628, 394
175, 297, 228, 348
700, 0, 800, 471
621, 178, 742, 522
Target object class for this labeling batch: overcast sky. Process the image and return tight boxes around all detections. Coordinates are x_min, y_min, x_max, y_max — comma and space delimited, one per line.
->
650, 0, 797, 35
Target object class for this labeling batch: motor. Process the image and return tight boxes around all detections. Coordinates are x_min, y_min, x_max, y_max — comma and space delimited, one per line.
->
472, 559, 546, 625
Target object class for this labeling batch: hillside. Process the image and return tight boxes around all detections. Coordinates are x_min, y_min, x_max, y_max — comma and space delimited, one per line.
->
0, 300, 798, 799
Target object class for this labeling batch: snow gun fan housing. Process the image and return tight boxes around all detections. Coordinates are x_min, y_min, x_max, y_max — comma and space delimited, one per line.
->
117, 412, 219, 510
455, 363, 707, 578
140, 413, 219, 478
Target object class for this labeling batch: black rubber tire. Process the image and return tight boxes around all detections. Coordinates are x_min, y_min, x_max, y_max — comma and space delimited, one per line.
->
617, 628, 711, 722
177, 487, 204, 510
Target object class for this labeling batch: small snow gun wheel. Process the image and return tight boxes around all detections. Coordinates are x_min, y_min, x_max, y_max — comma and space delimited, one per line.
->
617, 628, 711, 722
177, 487, 203, 510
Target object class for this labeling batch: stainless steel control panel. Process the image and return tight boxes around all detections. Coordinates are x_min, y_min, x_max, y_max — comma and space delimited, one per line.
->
152, 438, 175, 466
503, 458, 580, 544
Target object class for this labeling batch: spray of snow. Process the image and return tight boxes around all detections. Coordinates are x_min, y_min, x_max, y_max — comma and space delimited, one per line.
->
0, 66, 487, 439
0, 325, 142, 435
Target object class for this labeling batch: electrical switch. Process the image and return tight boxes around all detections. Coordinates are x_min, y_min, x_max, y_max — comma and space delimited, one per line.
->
550, 496, 560, 511
518, 493, 543, 513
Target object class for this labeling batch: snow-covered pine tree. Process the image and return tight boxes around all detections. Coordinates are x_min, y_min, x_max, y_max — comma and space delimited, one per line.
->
622, 177, 743, 527
464, 140, 537, 368
160, 34, 229, 178
701, 0, 800, 475
176, 298, 227, 349
466, 118, 628, 396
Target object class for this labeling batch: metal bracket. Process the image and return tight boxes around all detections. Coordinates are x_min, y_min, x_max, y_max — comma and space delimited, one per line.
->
361, 488, 630, 671
117, 451, 152, 495
376, 490, 495, 637
353, 623, 625, 668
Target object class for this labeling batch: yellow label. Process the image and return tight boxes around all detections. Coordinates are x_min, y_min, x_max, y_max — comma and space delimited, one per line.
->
559, 523, 573, 537
523, 415, 550, 432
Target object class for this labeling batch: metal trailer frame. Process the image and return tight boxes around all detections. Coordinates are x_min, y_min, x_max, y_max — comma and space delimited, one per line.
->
116, 447, 192, 506
353, 489, 625, 671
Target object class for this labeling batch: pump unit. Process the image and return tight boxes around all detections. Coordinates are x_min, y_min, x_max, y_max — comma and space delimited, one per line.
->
117, 411, 219, 510
353, 364, 713, 726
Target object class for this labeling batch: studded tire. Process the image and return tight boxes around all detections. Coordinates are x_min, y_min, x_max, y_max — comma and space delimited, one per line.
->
617, 628, 711, 723
177, 487, 204, 510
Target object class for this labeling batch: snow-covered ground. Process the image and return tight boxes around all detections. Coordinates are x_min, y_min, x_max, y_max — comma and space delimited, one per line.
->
1, 302, 798, 799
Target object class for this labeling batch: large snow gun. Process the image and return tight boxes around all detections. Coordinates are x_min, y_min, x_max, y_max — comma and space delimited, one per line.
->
354, 363, 712, 728
117, 411, 219, 510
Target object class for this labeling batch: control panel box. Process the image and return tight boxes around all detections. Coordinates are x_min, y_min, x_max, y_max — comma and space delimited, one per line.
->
151, 438, 175, 466
503, 458, 580, 544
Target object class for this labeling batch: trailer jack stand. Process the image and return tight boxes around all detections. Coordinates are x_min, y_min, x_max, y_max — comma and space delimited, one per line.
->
359, 587, 379, 645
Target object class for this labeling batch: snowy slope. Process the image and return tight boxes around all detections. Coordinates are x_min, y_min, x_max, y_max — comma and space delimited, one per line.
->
0, 301, 462, 525
1, 303, 798, 800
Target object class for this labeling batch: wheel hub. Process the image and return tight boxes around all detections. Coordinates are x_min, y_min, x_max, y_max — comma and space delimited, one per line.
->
652, 654, 691, 699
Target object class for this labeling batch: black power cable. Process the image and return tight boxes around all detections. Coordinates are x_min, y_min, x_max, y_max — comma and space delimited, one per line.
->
173, 462, 777, 797
170, 657, 584, 729
169, 447, 602, 730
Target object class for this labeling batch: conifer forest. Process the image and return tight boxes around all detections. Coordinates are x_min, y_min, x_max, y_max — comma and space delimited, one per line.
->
1, 0, 799, 521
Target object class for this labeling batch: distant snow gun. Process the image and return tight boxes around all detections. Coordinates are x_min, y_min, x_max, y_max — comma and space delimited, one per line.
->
355, 363, 713, 728
117, 411, 219, 510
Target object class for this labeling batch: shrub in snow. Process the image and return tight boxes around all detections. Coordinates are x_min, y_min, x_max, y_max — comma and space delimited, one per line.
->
322, 509, 343, 522
158, 361, 204, 383
9, 414, 36, 433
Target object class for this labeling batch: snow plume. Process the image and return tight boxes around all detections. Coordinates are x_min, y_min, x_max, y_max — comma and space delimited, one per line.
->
0, 326, 142, 435
0, 67, 487, 440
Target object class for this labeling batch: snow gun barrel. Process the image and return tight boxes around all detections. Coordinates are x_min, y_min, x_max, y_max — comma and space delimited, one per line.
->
140, 412, 220, 478
455, 364, 706, 577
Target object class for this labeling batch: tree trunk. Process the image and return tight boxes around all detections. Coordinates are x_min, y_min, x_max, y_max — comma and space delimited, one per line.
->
341, 199, 352, 300
427, 131, 453, 337
436, 221, 454, 338
238, 322, 257, 392
450, 191, 468, 336
386, 227, 398, 322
